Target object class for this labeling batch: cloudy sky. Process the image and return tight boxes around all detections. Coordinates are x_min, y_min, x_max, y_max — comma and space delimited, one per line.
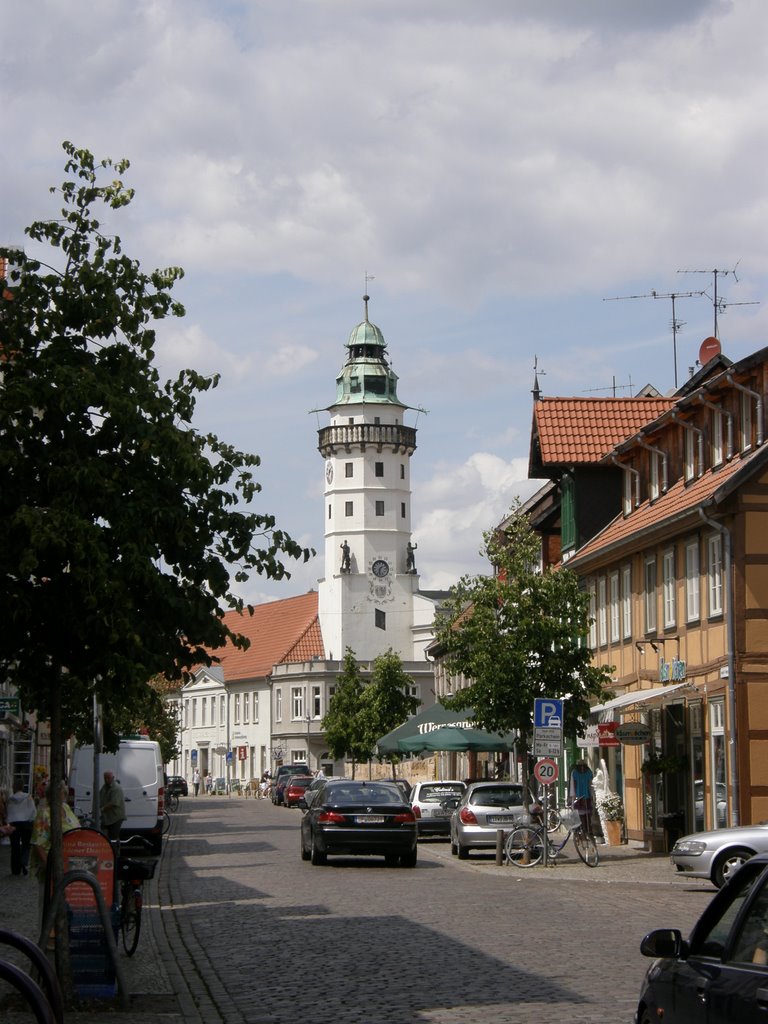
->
4, 0, 768, 602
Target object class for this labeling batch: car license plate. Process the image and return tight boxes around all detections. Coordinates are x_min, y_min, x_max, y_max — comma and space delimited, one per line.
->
487, 815, 515, 825
356, 815, 385, 823
431, 810, 450, 818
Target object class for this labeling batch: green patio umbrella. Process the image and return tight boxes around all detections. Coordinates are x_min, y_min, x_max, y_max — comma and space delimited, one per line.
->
397, 726, 516, 754
375, 702, 480, 756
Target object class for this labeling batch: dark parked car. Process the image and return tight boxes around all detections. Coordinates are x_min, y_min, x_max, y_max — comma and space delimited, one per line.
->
300, 779, 418, 867
637, 851, 768, 1023
284, 775, 314, 808
272, 764, 310, 805
166, 775, 188, 797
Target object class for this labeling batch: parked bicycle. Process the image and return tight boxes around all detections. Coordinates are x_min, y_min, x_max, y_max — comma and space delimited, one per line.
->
528, 785, 561, 834
116, 837, 157, 956
504, 806, 599, 868
167, 790, 180, 813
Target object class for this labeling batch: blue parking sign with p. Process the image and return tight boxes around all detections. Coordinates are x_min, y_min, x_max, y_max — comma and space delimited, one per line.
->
534, 698, 563, 728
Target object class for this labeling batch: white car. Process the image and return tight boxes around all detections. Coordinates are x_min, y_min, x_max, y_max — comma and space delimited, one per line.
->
410, 780, 465, 837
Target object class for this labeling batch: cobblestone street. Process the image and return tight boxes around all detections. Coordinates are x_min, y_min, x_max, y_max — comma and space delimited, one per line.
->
2, 795, 715, 1023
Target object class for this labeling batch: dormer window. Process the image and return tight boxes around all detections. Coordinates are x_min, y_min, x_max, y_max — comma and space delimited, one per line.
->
622, 467, 632, 515
684, 429, 695, 483
711, 408, 724, 466
741, 391, 753, 452
649, 451, 660, 501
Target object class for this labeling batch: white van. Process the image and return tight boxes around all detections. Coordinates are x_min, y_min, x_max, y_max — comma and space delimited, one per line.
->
68, 738, 165, 854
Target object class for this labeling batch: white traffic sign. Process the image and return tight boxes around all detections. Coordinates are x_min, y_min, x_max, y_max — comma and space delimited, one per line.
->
534, 758, 559, 785
533, 726, 563, 757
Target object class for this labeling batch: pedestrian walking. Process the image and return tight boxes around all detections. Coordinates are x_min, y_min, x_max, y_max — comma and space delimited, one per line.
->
99, 770, 126, 841
6, 778, 36, 876
205, 772, 212, 795
193, 768, 201, 796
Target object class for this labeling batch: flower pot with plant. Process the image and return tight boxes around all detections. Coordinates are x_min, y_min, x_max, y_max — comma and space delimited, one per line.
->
599, 793, 624, 846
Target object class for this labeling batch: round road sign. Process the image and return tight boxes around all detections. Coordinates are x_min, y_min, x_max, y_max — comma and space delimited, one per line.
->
534, 758, 559, 785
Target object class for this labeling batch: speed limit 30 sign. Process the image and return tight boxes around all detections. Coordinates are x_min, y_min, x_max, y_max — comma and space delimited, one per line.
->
533, 758, 559, 785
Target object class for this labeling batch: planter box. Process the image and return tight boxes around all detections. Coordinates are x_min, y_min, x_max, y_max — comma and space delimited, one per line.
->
604, 819, 623, 846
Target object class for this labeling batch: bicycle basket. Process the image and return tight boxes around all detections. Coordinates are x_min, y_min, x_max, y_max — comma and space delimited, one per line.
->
118, 858, 157, 881
560, 808, 580, 829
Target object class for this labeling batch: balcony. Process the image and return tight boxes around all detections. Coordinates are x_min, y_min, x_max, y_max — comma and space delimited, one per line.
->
318, 423, 417, 456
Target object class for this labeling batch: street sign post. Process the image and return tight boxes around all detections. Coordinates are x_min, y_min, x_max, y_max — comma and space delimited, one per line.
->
534, 758, 559, 786
533, 698, 564, 757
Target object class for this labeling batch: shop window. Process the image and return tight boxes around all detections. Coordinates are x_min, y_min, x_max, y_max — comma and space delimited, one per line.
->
709, 700, 727, 830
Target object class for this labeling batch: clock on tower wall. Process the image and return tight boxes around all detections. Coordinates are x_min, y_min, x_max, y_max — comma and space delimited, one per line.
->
325, 460, 334, 484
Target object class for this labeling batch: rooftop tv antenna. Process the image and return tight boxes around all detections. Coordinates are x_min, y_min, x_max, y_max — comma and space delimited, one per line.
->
603, 289, 706, 388
676, 263, 757, 339
582, 376, 636, 397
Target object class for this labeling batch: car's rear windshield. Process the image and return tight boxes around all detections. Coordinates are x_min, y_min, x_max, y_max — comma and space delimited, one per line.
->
327, 783, 402, 805
470, 786, 523, 807
419, 784, 465, 803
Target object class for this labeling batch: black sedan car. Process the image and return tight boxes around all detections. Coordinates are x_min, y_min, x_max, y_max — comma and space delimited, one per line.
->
299, 779, 418, 867
166, 775, 188, 796
637, 851, 768, 1023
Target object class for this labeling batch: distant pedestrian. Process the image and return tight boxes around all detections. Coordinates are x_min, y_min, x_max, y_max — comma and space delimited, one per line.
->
99, 770, 126, 842
205, 773, 212, 795
193, 769, 201, 797
6, 778, 36, 876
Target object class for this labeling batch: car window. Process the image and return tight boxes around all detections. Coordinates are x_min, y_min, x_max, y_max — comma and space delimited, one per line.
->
729, 883, 768, 965
328, 784, 401, 805
690, 861, 764, 959
470, 786, 523, 807
419, 784, 464, 803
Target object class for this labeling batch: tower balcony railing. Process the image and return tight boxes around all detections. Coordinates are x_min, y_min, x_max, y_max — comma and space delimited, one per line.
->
318, 423, 417, 456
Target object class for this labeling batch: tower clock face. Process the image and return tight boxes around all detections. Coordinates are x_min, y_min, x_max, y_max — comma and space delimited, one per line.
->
371, 559, 390, 578
325, 461, 334, 484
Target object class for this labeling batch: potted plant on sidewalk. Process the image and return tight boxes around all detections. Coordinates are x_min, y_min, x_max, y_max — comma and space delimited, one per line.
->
599, 793, 624, 846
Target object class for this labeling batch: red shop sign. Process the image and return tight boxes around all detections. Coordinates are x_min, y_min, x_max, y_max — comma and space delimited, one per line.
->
598, 722, 620, 747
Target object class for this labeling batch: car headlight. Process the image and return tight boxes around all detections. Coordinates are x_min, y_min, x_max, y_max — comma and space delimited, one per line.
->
672, 840, 707, 856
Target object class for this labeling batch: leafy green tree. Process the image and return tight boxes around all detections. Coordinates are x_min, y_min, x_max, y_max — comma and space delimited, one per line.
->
322, 649, 371, 777
0, 143, 310, 982
359, 650, 420, 774
436, 507, 613, 779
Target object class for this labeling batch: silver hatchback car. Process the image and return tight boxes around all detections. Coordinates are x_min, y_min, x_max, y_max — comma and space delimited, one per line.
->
450, 781, 526, 859
672, 821, 768, 887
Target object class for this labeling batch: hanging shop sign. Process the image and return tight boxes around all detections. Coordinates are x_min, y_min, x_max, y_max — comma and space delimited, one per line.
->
659, 657, 686, 683
577, 724, 600, 748
615, 722, 652, 745
597, 722, 620, 747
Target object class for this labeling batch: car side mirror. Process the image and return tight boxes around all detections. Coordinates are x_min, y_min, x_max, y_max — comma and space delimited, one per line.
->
640, 928, 688, 960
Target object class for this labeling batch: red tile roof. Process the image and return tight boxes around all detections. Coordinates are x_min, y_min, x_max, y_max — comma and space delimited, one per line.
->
213, 591, 322, 681
568, 445, 768, 568
532, 397, 675, 466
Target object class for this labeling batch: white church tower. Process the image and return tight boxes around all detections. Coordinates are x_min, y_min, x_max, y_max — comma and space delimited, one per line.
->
317, 297, 424, 661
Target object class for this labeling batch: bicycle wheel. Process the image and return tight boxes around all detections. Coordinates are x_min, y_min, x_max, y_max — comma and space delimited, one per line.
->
121, 889, 142, 956
168, 792, 180, 813
573, 828, 600, 867
546, 806, 561, 833
505, 826, 545, 867
162, 810, 171, 834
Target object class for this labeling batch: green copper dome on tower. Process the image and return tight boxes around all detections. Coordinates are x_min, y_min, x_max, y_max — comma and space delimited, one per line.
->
332, 295, 402, 406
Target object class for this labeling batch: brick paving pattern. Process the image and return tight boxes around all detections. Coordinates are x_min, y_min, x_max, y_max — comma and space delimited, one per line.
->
1, 795, 715, 1023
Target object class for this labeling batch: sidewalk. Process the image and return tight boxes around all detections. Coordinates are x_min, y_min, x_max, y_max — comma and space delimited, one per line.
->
0, 823, 191, 1024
